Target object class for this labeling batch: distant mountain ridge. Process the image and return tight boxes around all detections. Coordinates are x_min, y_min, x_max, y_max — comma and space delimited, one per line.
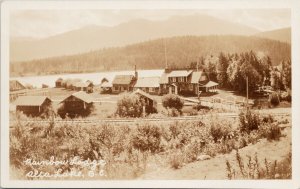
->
254, 27, 291, 43
10, 14, 260, 62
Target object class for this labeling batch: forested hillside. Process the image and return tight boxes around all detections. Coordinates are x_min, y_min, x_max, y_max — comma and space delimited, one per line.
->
10, 35, 291, 77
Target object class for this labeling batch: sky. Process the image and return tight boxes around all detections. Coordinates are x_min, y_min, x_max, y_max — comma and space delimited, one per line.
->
10, 9, 290, 39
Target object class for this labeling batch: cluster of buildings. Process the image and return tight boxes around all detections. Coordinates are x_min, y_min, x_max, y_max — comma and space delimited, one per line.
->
56, 67, 219, 96
10, 67, 219, 118
55, 78, 94, 93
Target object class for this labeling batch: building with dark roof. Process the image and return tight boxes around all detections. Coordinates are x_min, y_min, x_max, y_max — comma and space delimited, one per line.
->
58, 91, 94, 118
14, 96, 52, 116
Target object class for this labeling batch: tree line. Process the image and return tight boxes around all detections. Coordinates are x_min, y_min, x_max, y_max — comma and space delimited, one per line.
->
191, 51, 291, 94
10, 35, 290, 77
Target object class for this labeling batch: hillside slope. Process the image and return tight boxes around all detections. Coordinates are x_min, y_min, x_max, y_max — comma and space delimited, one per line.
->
10, 14, 259, 62
254, 27, 291, 43
10, 35, 291, 77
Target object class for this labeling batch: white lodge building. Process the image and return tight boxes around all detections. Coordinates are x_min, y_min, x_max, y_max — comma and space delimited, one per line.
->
159, 69, 219, 95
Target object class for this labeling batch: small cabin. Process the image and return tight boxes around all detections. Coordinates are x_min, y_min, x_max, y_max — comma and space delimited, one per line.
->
14, 96, 52, 116
55, 78, 63, 88
132, 89, 157, 114
73, 81, 94, 93
112, 75, 136, 94
58, 91, 94, 118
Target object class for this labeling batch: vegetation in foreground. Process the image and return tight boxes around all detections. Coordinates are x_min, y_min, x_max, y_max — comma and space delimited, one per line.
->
10, 109, 290, 180
226, 150, 291, 179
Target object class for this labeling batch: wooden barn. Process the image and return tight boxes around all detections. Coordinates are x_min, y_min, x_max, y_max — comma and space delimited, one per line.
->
132, 89, 157, 114
55, 78, 63, 88
14, 96, 52, 116
10, 80, 26, 91
58, 91, 94, 118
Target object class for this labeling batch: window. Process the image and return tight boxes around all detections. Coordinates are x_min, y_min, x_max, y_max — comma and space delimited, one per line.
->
189, 84, 193, 91
149, 88, 155, 92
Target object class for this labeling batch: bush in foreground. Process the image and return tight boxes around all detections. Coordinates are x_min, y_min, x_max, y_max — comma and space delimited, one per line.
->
162, 94, 184, 114
116, 93, 143, 117
269, 92, 280, 106
226, 150, 291, 179
239, 110, 260, 133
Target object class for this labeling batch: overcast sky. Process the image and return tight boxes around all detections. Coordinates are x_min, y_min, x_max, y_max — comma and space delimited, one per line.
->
10, 9, 290, 39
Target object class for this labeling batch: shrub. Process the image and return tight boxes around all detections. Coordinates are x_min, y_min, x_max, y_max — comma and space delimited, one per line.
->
226, 150, 291, 179
269, 92, 280, 106
169, 150, 184, 169
280, 91, 291, 102
131, 123, 161, 153
192, 103, 210, 111
259, 123, 281, 141
169, 122, 181, 139
262, 114, 274, 123
169, 108, 181, 117
210, 121, 232, 142
116, 93, 143, 117
239, 110, 260, 133
162, 94, 184, 112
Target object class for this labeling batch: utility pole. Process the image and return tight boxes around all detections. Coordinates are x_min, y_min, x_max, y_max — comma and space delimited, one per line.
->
197, 57, 200, 101
164, 39, 168, 69
246, 76, 249, 109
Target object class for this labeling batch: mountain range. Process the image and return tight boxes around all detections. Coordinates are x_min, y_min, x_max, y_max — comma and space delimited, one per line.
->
11, 14, 264, 62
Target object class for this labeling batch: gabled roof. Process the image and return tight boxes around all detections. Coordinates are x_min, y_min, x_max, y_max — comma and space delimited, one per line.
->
101, 77, 109, 83
101, 81, 112, 88
201, 81, 219, 87
14, 96, 51, 106
159, 73, 169, 84
132, 89, 155, 101
9, 80, 26, 90
167, 70, 193, 77
134, 77, 160, 88
56, 78, 63, 82
112, 75, 134, 85
190, 71, 203, 84
74, 81, 93, 88
61, 91, 93, 104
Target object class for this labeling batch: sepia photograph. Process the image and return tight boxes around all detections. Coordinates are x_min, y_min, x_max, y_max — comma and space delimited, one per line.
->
1, 0, 299, 188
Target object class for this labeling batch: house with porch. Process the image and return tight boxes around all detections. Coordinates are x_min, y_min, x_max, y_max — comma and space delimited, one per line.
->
159, 69, 219, 96
58, 91, 94, 118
